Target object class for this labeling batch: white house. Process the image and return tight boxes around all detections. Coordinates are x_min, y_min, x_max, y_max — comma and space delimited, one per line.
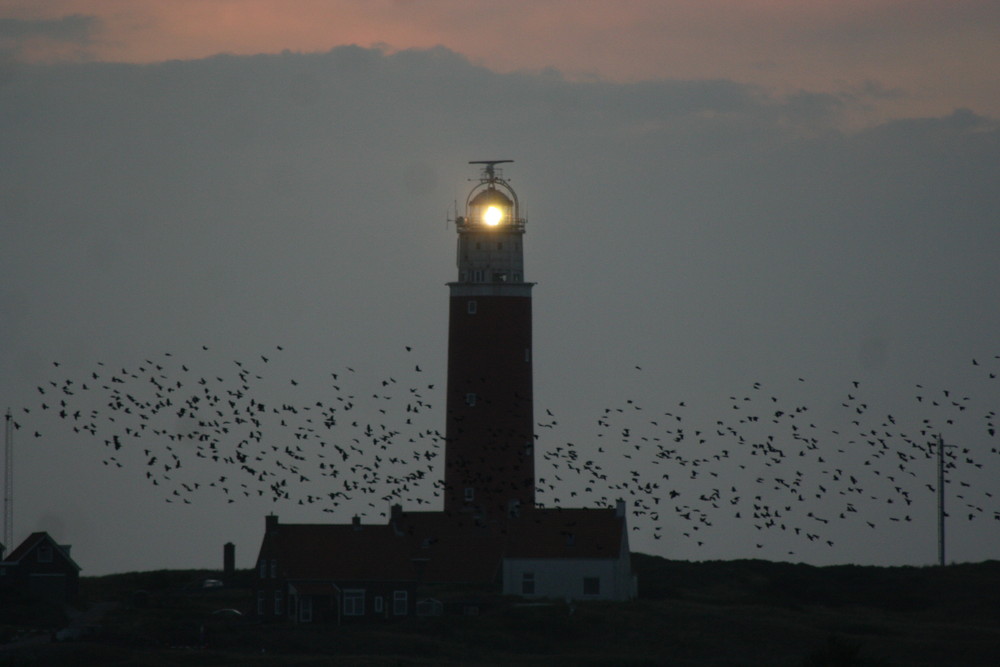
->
501, 502, 637, 601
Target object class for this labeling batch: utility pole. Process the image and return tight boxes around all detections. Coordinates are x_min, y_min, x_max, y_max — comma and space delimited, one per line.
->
3, 409, 12, 552
936, 434, 955, 567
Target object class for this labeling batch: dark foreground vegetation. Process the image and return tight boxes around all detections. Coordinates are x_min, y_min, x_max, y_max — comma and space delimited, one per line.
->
2, 554, 999, 665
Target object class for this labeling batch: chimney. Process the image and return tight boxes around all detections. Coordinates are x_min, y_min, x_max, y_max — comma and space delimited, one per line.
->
391, 504, 402, 522
223, 542, 235, 579
352, 515, 361, 531
615, 499, 627, 518
265, 514, 279, 533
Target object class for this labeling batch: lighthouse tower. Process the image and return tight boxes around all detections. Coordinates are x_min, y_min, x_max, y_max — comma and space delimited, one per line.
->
444, 161, 535, 517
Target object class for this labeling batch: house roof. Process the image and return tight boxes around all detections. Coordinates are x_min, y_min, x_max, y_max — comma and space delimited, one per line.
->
2, 532, 82, 571
263, 523, 416, 582
390, 511, 507, 583
503, 507, 625, 559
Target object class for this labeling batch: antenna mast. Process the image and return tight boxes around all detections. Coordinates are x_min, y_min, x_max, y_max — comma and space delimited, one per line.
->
936, 434, 955, 567
3, 409, 12, 551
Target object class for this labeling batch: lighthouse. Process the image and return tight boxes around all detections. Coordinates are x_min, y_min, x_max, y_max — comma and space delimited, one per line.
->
444, 160, 535, 516
249, 162, 637, 612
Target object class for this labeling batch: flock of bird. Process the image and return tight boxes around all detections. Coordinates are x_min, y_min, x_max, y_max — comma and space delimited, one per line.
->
14, 346, 1000, 559
19, 346, 444, 517
539, 359, 1000, 555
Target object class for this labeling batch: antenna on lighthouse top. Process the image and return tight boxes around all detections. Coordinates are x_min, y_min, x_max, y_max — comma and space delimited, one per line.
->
469, 159, 513, 182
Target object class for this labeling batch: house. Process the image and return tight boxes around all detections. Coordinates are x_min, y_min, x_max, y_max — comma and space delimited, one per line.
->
254, 515, 418, 624
252, 502, 635, 622
0, 532, 81, 602
500, 503, 637, 601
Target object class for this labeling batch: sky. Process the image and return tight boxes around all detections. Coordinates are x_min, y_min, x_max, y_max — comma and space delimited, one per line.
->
1, 1, 999, 575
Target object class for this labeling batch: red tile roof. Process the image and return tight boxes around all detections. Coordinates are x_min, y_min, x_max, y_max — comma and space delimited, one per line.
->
262, 523, 416, 582
503, 507, 625, 559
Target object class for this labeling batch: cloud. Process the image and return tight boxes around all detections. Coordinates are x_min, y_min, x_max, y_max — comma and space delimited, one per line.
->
2, 46, 998, 573
0, 13, 98, 42
0, 14, 100, 62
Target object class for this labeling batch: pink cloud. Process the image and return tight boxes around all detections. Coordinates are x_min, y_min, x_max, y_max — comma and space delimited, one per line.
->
3, 0, 998, 119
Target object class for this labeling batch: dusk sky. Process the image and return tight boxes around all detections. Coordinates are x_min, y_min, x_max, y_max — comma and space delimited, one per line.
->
2, 1, 999, 575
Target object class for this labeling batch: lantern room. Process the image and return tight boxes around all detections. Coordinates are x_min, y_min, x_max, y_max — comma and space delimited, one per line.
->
454, 160, 527, 285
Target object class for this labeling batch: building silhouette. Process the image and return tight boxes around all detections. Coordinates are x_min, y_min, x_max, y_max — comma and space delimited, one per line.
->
253, 162, 635, 623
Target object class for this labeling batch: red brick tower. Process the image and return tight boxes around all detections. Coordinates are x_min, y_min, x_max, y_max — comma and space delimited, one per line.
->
444, 161, 535, 516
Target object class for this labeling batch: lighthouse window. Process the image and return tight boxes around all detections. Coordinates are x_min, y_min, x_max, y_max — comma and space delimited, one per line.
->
465, 393, 477, 406
464, 487, 475, 502
467, 300, 477, 314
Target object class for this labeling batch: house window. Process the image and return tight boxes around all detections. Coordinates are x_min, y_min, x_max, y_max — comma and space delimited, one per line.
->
299, 596, 312, 623
465, 393, 476, 407
274, 590, 283, 616
374, 596, 384, 613
467, 300, 477, 314
393, 590, 408, 616
343, 589, 365, 616
521, 572, 535, 595
259, 559, 267, 578
583, 577, 601, 596
37, 544, 53, 563
257, 591, 265, 615
464, 487, 475, 503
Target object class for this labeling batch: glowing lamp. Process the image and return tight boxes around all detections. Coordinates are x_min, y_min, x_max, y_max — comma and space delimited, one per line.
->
467, 187, 512, 228
483, 205, 503, 226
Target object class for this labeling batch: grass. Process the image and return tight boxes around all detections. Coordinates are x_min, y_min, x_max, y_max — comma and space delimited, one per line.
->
2, 556, 999, 665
